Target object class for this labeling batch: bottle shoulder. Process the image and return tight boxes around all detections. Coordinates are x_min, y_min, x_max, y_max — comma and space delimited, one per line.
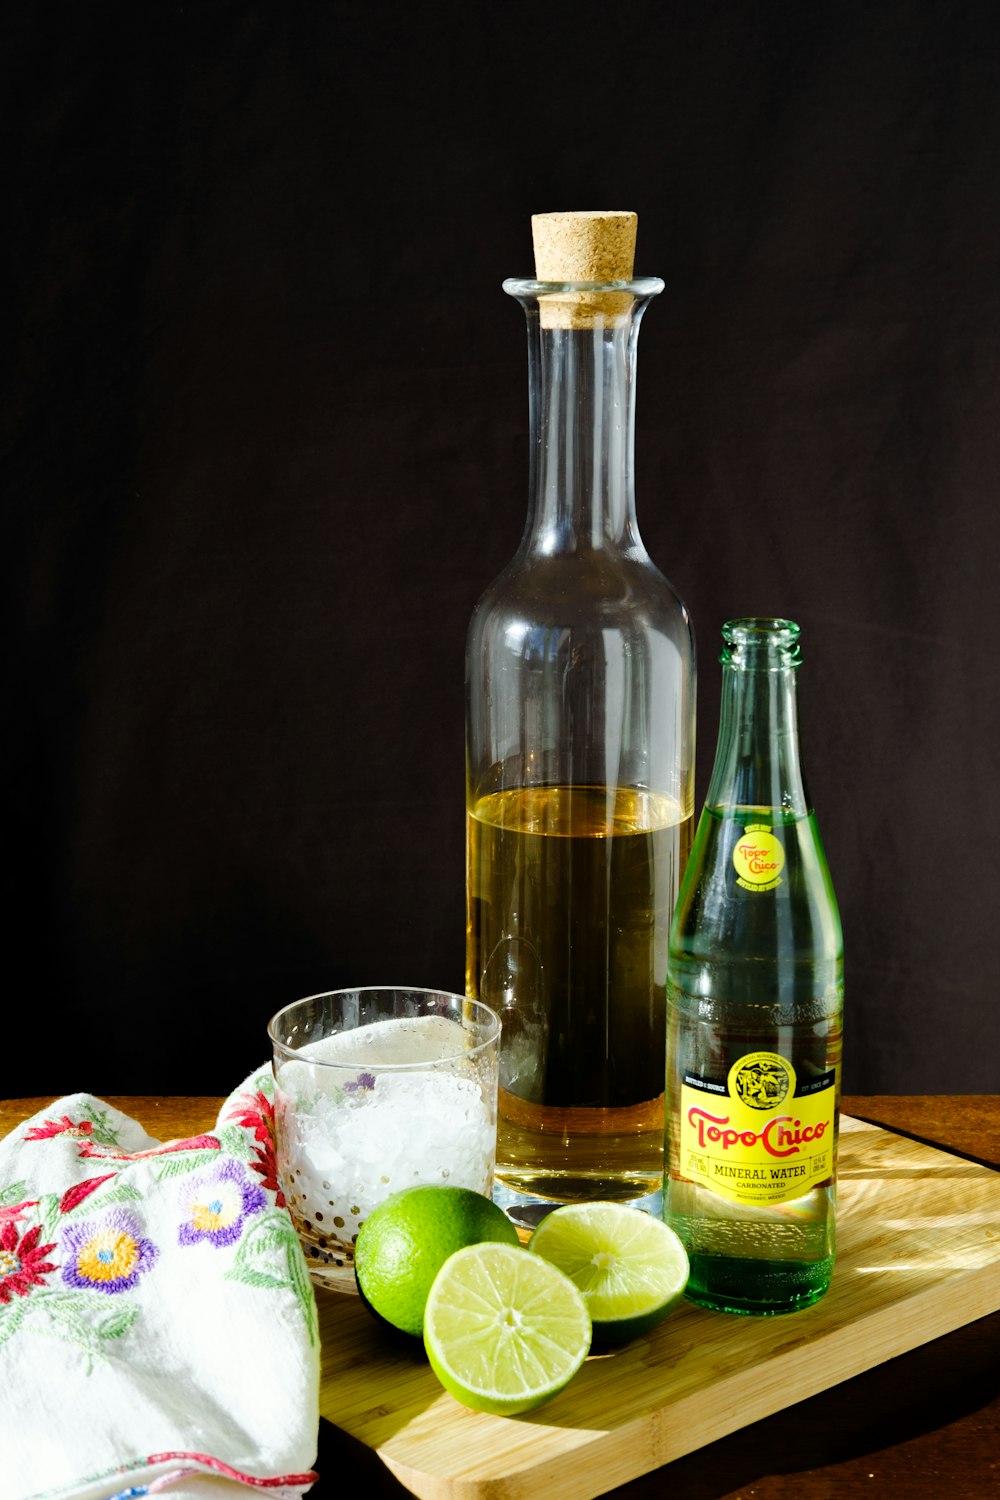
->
671, 807, 843, 962
468, 549, 693, 646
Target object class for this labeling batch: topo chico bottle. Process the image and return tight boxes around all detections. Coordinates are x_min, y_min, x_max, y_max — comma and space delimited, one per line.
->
466, 211, 695, 1233
664, 618, 843, 1314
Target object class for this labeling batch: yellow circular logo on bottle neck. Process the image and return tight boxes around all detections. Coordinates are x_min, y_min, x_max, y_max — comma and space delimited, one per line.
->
732, 823, 785, 891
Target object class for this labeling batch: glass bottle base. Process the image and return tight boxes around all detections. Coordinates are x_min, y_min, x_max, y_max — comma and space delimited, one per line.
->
493, 1177, 663, 1240
683, 1251, 834, 1315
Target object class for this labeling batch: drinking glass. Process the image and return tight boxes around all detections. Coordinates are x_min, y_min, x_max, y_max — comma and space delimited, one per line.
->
268, 987, 501, 1290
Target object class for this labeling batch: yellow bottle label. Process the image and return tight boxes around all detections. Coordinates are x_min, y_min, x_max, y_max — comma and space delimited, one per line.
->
678, 1051, 837, 1206
732, 823, 785, 891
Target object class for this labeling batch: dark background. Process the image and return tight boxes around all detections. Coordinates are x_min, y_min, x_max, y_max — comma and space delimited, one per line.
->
7, 1, 998, 1097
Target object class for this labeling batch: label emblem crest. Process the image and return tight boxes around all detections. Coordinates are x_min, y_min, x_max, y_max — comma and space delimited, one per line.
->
729, 1052, 795, 1110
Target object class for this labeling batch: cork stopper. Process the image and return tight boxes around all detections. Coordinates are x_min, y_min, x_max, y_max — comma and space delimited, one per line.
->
531, 210, 638, 328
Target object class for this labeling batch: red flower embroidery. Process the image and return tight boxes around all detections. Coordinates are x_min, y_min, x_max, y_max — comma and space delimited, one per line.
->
78, 1133, 221, 1162
248, 1142, 285, 1207
227, 1090, 275, 1146
0, 1221, 58, 1303
227, 1091, 285, 1206
59, 1175, 117, 1214
24, 1115, 94, 1142
0, 1200, 38, 1228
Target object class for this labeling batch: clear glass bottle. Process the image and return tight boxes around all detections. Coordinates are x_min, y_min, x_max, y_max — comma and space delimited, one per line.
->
466, 213, 695, 1232
664, 618, 843, 1314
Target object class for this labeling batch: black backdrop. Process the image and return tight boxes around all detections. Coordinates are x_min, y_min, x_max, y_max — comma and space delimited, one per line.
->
7, 1, 999, 1097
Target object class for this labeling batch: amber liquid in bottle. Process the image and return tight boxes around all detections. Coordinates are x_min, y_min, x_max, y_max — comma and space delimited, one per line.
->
467, 784, 692, 1208
467, 217, 695, 1230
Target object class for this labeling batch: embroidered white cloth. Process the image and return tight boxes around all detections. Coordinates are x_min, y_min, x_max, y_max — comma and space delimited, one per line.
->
0, 1070, 319, 1500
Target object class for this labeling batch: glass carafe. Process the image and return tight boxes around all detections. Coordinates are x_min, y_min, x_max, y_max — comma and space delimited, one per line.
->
466, 265, 695, 1231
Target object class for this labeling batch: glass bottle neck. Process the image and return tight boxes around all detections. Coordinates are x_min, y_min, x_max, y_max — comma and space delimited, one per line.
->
705, 619, 810, 816
504, 279, 662, 557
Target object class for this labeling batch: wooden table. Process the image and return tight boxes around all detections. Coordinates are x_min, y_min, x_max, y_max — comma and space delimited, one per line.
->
2, 1095, 997, 1499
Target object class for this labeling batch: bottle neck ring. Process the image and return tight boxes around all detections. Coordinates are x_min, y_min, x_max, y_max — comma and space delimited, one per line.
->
721, 618, 802, 671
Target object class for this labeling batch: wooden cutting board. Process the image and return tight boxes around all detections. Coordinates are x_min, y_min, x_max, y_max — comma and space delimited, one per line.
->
315, 1114, 1000, 1499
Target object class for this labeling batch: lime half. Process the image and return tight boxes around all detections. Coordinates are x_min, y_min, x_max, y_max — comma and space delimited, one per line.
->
529, 1202, 689, 1345
423, 1242, 591, 1414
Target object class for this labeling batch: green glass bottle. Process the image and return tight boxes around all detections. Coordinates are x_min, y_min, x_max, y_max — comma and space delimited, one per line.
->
664, 618, 843, 1314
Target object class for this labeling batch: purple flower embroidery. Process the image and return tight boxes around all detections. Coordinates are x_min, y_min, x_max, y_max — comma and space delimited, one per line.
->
344, 1072, 376, 1093
177, 1159, 266, 1249
62, 1210, 158, 1295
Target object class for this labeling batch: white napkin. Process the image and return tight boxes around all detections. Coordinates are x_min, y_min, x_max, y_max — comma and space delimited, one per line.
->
0, 1069, 319, 1500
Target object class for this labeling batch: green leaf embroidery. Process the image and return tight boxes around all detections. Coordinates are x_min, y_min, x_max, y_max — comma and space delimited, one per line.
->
62, 1180, 143, 1216
227, 1265, 287, 1290
31, 1293, 106, 1375
10, 1291, 141, 1374
152, 1148, 225, 1182
80, 1105, 122, 1149
217, 1124, 254, 1161
287, 1233, 319, 1348
226, 1209, 318, 1346
95, 1305, 138, 1340
39, 1192, 62, 1241
0, 1181, 29, 1208
237, 1213, 296, 1259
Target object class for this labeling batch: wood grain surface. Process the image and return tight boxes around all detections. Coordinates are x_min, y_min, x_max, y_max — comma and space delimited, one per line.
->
2, 1095, 997, 1499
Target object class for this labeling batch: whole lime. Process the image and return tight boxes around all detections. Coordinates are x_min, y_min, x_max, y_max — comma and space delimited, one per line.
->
354, 1184, 520, 1337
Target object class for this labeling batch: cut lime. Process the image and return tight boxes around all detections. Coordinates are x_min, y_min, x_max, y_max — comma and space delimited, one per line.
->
354, 1185, 519, 1337
423, 1242, 591, 1414
529, 1202, 689, 1345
